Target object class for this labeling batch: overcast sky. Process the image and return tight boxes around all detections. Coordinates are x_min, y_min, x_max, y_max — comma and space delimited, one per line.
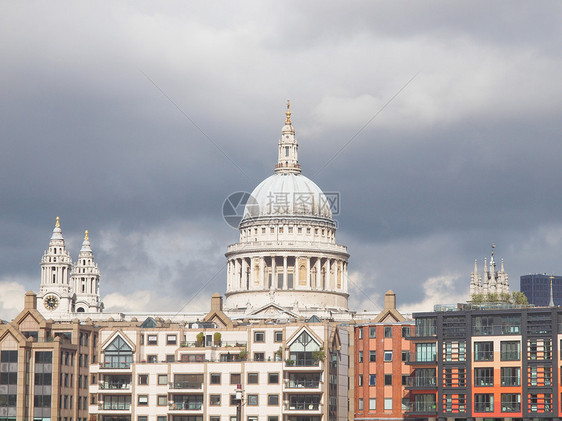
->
1, 1, 561, 319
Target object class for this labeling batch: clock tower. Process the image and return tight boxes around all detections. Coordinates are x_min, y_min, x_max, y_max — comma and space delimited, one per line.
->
38, 217, 74, 316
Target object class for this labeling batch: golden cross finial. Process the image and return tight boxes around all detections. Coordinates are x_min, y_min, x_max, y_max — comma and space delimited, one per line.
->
55, 216, 60, 228
84, 230, 89, 241
285, 100, 292, 125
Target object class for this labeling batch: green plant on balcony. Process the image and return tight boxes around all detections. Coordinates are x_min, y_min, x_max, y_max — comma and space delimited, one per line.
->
213, 332, 222, 346
238, 347, 248, 361
275, 346, 283, 361
285, 359, 295, 366
196, 332, 205, 347
312, 347, 325, 363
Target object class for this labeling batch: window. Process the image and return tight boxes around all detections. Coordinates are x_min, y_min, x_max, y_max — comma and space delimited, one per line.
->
230, 373, 241, 385
138, 395, 148, 406
501, 393, 521, 412
230, 395, 238, 406
210, 373, 221, 384
166, 354, 175, 362
402, 351, 410, 362
157, 395, 167, 406
358, 398, 364, 410
384, 327, 392, 338
147, 335, 157, 345
501, 341, 520, 361
254, 331, 265, 342
358, 328, 363, 339
384, 398, 393, 410
247, 373, 258, 384
474, 368, 493, 386
253, 352, 265, 361
402, 326, 410, 337
369, 351, 376, 362
402, 375, 409, 386
384, 374, 392, 385
268, 417, 278, 421
358, 351, 363, 363
158, 374, 168, 385
474, 342, 493, 361
358, 375, 363, 386
210, 417, 220, 421
415, 343, 436, 362
166, 334, 177, 345
369, 398, 376, 410
274, 331, 283, 342
369, 326, 376, 338
247, 394, 258, 406
147, 354, 157, 363
268, 394, 279, 406
369, 374, 376, 386
210, 394, 221, 406
384, 351, 392, 362
474, 393, 493, 412
501, 367, 520, 386
138, 374, 148, 385
158, 417, 167, 421
138, 417, 147, 421
268, 372, 279, 384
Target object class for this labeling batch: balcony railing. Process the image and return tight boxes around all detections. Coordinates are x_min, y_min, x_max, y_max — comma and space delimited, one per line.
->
99, 402, 131, 410
285, 359, 320, 367
169, 402, 203, 410
407, 377, 437, 388
405, 356, 437, 364
99, 382, 131, 390
286, 380, 320, 389
180, 341, 247, 348
406, 401, 437, 413
100, 362, 132, 369
169, 382, 203, 389
286, 403, 320, 410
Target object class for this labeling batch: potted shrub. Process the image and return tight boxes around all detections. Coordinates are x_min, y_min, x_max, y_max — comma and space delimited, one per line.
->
238, 347, 248, 361
275, 346, 283, 361
213, 332, 222, 346
196, 332, 205, 347
312, 347, 325, 363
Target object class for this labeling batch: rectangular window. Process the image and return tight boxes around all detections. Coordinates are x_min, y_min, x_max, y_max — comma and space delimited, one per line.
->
210, 373, 221, 384
358, 351, 363, 363
501, 341, 520, 361
166, 334, 177, 345
254, 331, 265, 342
230, 395, 237, 406
384, 374, 392, 386
369, 374, 376, 386
402, 375, 409, 386
384, 398, 392, 410
369, 350, 376, 362
384, 351, 392, 362
268, 417, 278, 421
230, 373, 241, 385
358, 328, 363, 339
384, 326, 392, 338
138, 374, 148, 385
158, 374, 168, 385
474, 341, 493, 361
369, 326, 376, 338
358, 398, 363, 410
210, 417, 220, 421
138, 417, 147, 421
247, 373, 258, 384
138, 395, 148, 406
474, 367, 494, 386
274, 331, 283, 342
253, 352, 265, 361
268, 394, 279, 406
147, 335, 157, 345
358, 375, 363, 386
157, 395, 167, 406
210, 394, 221, 406
166, 354, 175, 363
402, 351, 410, 362
501, 367, 521, 386
402, 326, 411, 337
369, 398, 376, 410
501, 393, 521, 412
415, 343, 436, 362
247, 394, 258, 406
268, 372, 279, 384
474, 394, 494, 412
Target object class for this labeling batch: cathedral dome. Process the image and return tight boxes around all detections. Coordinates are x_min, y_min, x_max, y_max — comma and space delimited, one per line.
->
243, 173, 332, 221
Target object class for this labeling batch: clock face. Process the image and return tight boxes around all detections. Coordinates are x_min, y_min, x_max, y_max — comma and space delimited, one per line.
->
44, 295, 59, 311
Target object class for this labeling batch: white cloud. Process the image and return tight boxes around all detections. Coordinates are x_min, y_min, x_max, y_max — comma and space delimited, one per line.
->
399, 274, 468, 315
0, 279, 28, 321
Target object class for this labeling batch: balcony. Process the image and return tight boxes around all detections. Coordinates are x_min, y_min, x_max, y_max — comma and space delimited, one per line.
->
285, 402, 322, 412
180, 340, 247, 348
169, 381, 203, 390
98, 402, 131, 411
405, 356, 437, 365
405, 401, 437, 415
99, 362, 132, 370
406, 377, 437, 389
169, 402, 203, 410
99, 382, 131, 390
285, 360, 322, 371
285, 379, 321, 390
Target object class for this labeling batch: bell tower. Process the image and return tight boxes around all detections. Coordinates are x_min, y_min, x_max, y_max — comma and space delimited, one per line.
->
71, 230, 104, 313
38, 217, 73, 316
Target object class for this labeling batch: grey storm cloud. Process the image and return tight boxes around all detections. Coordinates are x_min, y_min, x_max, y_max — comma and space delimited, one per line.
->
0, 0, 561, 318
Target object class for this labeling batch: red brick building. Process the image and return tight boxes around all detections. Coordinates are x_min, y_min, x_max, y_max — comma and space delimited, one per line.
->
354, 290, 414, 420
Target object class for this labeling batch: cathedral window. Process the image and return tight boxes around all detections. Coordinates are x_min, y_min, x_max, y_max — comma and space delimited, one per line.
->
285, 146, 289, 157
288, 227, 293, 233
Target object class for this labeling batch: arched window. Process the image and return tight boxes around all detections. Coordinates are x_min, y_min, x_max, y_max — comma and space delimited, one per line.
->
76, 307, 85, 313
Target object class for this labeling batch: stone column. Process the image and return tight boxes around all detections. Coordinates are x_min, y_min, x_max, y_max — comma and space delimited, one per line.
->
260, 257, 265, 290
306, 257, 311, 289
271, 255, 276, 290
315, 258, 321, 290
283, 256, 288, 289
